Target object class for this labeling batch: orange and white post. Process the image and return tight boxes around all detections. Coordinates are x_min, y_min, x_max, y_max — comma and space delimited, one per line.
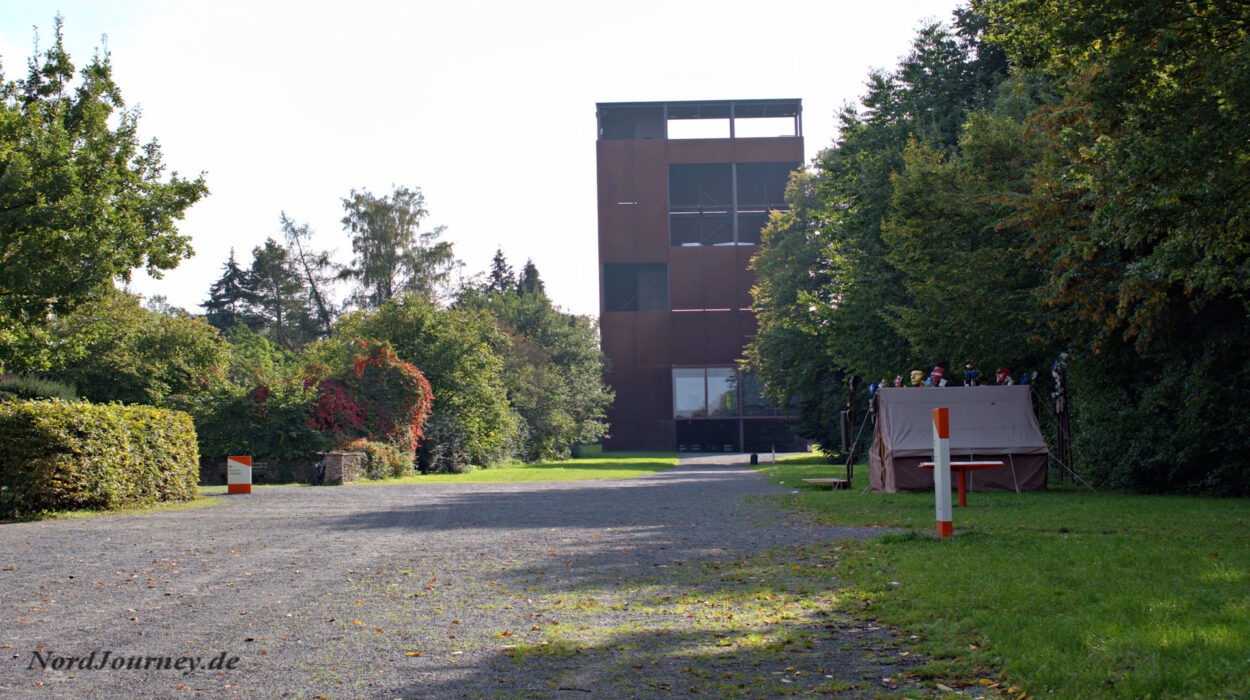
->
227, 456, 252, 494
932, 408, 952, 538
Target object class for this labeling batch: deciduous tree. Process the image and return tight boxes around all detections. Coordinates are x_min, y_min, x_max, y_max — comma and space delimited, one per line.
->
339, 185, 456, 309
0, 17, 207, 331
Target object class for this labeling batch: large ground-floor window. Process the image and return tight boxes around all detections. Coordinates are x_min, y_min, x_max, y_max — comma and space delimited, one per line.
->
672, 367, 801, 452
671, 366, 788, 419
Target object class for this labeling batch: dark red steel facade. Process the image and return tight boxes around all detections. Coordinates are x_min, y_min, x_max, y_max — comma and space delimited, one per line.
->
596, 99, 806, 452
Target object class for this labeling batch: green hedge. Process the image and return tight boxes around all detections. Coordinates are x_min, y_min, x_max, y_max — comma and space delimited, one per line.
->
0, 400, 200, 516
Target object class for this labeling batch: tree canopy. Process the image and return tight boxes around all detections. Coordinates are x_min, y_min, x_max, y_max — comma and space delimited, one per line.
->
339, 185, 456, 309
458, 253, 611, 461
748, 1, 1250, 493
0, 17, 207, 332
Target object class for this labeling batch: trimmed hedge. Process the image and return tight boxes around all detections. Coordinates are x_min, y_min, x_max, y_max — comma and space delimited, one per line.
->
0, 400, 200, 516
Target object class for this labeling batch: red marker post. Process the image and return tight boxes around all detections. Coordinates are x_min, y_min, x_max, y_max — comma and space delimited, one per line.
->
227, 456, 252, 494
932, 408, 952, 538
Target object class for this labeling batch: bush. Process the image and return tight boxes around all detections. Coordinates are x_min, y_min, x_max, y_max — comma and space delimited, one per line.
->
1069, 348, 1250, 495
308, 341, 433, 453
0, 400, 199, 516
342, 438, 413, 479
0, 375, 77, 402
40, 291, 226, 405
182, 372, 326, 464
320, 296, 519, 472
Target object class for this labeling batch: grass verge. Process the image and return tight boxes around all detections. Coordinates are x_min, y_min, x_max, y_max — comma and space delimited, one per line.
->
358, 445, 679, 485
198, 446, 681, 488
757, 455, 1250, 698
1, 492, 223, 523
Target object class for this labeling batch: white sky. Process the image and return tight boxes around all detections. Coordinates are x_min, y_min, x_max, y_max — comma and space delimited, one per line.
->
2, 1, 963, 317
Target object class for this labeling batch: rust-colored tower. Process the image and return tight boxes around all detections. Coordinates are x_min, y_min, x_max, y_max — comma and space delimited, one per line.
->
596, 99, 806, 452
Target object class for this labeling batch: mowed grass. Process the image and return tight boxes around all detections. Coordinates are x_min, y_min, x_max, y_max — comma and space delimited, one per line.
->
757, 455, 1250, 698
371, 446, 679, 484
3, 492, 223, 522
198, 447, 680, 490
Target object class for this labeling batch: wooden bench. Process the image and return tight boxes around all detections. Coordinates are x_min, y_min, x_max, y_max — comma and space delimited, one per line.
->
801, 478, 849, 490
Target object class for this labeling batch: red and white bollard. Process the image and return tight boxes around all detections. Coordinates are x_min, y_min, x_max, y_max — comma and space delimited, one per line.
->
932, 408, 952, 538
227, 455, 252, 494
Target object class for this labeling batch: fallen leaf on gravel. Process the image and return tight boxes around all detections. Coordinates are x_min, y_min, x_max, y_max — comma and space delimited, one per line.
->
937, 683, 954, 692
405, 652, 423, 657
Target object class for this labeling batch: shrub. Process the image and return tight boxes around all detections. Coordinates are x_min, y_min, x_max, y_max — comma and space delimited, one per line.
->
308, 341, 433, 453
182, 371, 326, 464
0, 400, 199, 516
1069, 349, 1250, 495
342, 438, 413, 479
40, 291, 226, 405
319, 297, 519, 472
0, 375, 78, 402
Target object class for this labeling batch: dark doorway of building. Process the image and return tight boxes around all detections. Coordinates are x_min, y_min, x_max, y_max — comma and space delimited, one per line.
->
675, 419, 738, 452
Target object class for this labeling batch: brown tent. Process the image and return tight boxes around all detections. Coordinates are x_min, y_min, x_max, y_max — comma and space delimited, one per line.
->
869, 386, 1049, 493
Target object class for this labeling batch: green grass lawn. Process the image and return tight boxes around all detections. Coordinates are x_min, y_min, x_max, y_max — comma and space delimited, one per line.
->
2, 493, 224, 522
200, 446, 681, 489
361, 446, 680, 484
757, 455, 1250, 698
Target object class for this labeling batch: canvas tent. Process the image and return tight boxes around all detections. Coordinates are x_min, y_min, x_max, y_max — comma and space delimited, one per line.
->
869, 386, 1049, 493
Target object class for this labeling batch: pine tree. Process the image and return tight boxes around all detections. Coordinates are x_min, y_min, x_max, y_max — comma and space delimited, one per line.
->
517, 259, 545, 296
485, 248, 516, 294
201, 250, 256, 330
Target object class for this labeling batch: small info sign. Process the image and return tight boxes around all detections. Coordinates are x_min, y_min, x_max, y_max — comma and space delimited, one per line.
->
227, 456, 252, 494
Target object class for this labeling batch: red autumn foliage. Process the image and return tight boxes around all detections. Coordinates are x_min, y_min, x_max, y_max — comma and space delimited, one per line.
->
307, 342, 433, 453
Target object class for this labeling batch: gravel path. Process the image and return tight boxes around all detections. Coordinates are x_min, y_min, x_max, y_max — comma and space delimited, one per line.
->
1, 455, 921, 698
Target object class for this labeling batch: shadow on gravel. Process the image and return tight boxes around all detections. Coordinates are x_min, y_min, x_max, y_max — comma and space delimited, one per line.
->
365, 540, 920, 699
322, 465, 811, 534
385, 621, 917, 699
312, 465, 905, 698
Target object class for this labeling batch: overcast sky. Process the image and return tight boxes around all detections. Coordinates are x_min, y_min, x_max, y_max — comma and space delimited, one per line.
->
3, 1, 964, 318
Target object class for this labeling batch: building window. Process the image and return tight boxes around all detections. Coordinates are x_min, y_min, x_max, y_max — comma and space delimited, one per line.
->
706, 368, 738, 417
673, 367, 787, 419
668, 162, 800, 246
673, 368, 707, 418
741, 370, 775, 416
602, 263, 668, 312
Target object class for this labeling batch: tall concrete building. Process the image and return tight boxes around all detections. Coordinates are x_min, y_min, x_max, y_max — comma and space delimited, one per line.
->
596, 99, 806, 452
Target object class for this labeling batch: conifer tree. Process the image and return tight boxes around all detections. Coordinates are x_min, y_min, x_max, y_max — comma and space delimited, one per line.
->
201, 250, 256, 331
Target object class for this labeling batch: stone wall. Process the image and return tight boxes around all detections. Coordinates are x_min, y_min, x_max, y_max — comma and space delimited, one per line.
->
323, 451, 365, 484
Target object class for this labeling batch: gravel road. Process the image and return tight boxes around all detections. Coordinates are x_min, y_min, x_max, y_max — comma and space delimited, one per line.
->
1, 455, 920, 699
